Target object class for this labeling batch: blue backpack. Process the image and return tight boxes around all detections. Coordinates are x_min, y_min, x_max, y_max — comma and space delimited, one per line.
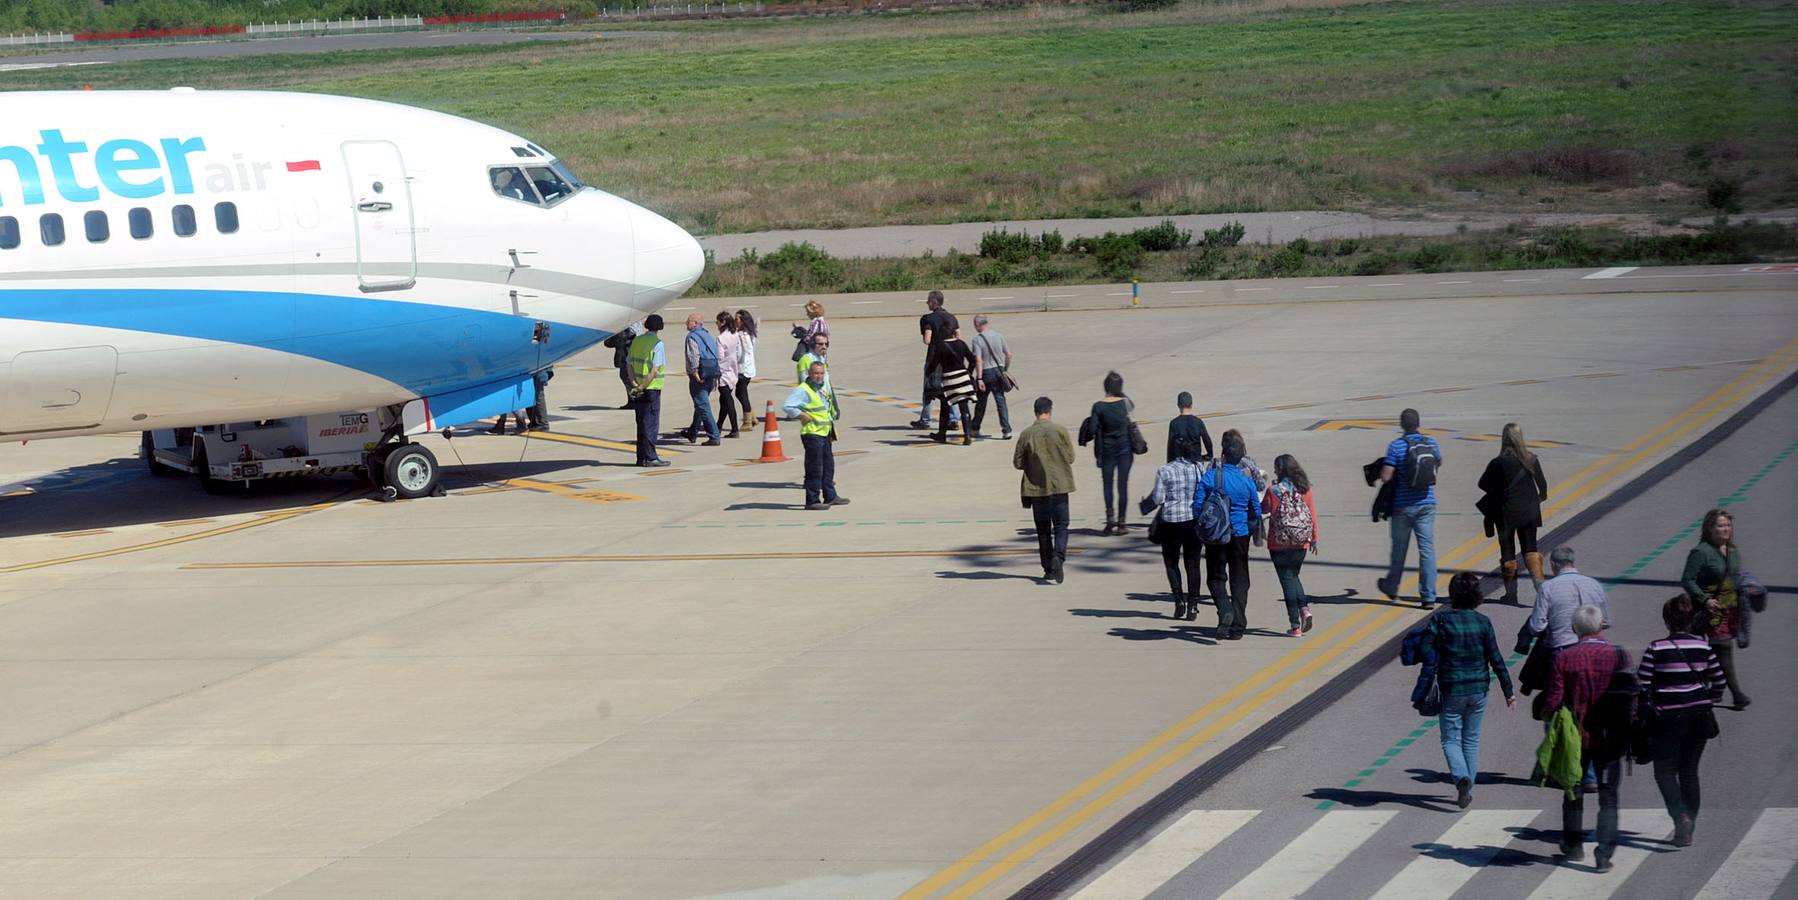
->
1195, 469, 1235, 545
694, 330, 722, 383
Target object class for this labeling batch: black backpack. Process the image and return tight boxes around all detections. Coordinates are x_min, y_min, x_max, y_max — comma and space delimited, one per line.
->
1591, 646, 1639, 763
1401, 434, 1439, 492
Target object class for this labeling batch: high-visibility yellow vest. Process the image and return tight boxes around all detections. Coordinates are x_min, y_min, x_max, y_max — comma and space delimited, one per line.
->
796, 351, 823, 384
627, 333, 664, 390
797, 382, 835, 437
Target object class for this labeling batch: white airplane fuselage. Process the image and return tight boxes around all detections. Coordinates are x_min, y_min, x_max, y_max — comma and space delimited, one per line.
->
0, 89, 704, 441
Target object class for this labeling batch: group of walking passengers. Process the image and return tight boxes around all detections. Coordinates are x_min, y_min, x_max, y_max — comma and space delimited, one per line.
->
1413, 508, 1763, 871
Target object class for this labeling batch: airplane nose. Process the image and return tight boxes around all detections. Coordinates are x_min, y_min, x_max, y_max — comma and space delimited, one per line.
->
631, 206, 705, 306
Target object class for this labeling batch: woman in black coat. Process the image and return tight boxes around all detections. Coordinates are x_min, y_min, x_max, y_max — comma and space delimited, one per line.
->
931, 330, 979, 445
1478, 422, 1549, 603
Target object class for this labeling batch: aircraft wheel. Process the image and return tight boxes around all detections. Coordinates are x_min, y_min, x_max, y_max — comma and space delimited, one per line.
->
192, 444, 243, 496
381, 443, 440, 500
142, 431, 181, 477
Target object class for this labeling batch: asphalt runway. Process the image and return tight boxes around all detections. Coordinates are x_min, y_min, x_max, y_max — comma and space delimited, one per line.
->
0, 28, 598, 68
1047, 373, 1798, 900
0, 266, 1793, 898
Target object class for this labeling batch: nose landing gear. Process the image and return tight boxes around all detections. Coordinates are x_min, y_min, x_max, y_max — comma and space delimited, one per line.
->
366, 441, 445, 501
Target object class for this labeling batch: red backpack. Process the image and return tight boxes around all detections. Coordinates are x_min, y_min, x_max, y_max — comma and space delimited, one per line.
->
1271, 482, 1315, 546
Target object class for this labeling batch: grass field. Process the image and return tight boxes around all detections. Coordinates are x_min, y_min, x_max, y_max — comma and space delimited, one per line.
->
5, 0, 1794, 233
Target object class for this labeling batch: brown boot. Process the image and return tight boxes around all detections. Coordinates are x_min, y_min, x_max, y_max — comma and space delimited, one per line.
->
1524, 552, 1546, 591
1501, 560, 1519, 605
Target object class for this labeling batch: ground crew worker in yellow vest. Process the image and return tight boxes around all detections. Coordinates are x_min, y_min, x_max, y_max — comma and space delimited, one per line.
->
628, 314, 670, 468
795, 334, 832, 394
783, 361, 848, 510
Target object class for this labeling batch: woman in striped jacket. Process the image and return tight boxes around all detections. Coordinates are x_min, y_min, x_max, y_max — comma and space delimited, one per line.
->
1637, 594, 1725, 848
931, 329, 979, 446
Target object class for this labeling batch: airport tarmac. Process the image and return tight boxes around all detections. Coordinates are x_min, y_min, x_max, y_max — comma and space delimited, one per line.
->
0, 265, 1794, 898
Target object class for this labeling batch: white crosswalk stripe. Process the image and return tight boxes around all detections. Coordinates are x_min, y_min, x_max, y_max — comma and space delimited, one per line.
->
1070, 810, 1259, 900
1217, 810, 1396, 900
1077, 807, 1798, 900
1371, 808, 1538, 899
1527, 809, 1667, 899
1693, 807, 1798, 900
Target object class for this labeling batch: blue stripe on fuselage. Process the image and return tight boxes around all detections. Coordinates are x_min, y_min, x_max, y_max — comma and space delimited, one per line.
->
0, 288, 605, 396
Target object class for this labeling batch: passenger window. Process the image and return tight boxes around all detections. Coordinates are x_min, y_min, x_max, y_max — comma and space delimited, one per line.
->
172, 204, 196, 237
40, 214, 64, 246
0, 216, 17, 250
129, 207, 153, 239
85, 210, 109, 243
489, 167, 541, 205
215, 202, 239, 234
525, 166, 575, 206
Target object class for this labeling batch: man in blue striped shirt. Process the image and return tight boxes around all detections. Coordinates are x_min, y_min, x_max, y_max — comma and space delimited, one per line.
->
1376, 409, 1443, 607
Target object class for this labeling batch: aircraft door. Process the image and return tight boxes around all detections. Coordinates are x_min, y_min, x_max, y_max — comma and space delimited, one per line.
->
3, 346, 119, 434
341, 140, 417, 291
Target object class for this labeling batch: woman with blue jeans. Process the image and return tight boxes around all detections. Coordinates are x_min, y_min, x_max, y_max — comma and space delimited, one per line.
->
1416, 571, 1517, 808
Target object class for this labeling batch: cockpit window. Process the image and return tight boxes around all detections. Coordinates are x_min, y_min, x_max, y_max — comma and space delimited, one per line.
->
490, 167, 542, 206
550, 160, 585, 191
525, 166, 577, 206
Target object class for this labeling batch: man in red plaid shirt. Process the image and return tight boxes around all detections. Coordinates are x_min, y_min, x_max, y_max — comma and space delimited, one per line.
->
1545, 605, 1634, 872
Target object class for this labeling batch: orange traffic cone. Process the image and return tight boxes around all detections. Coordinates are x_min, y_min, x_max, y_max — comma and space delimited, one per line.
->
753, 400, 791, 463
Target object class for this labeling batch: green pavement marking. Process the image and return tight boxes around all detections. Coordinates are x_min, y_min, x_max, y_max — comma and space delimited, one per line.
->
1316, 436, 1798, 811
819, 521, 846, 527
697, 524, 726, 529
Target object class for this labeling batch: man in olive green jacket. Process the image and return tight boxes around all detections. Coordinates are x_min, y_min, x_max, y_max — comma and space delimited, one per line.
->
1014, 396, 1076, 583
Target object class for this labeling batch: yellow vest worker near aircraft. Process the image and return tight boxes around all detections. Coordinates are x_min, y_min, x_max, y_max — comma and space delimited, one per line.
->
782, 361, 847, 511
628, 314, 670, 468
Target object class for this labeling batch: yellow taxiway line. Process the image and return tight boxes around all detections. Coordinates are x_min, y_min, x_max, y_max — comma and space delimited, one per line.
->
901, 337, 1798, 899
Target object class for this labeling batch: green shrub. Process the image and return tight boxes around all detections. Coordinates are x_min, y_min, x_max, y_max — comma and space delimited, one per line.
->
1183, 248, 1223, 279
1130, 219, 1192, 252
979, 227, 1037, 264
1201, 221, 1247, 248
1535, 227, 1601, 265
1092, 236, 1144, 280
1408, 243, 1459, 272
846, 265, 917, 293
755, 242, 844, 291
1255, 244, 1306, 278
1287, 237, 1311, 256
941, 249, 978, 280
974, 262, 1015, 285
1353, 253, 1400, 276
1121, 0, 1179, 10
1037, 229, 1065, 256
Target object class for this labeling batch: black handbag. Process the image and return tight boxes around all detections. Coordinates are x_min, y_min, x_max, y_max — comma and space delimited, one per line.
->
1128, 421, 1149, 456
1414, 680, 1443, 717
1146, 511, 1166, 546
